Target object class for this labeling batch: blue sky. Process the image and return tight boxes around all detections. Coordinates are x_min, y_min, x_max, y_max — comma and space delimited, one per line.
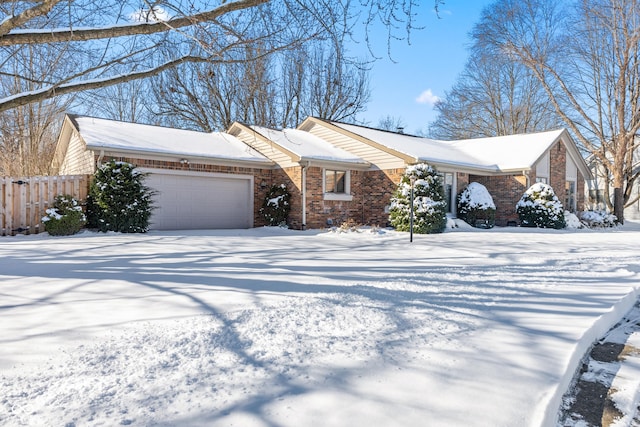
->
353, 1, 495, 134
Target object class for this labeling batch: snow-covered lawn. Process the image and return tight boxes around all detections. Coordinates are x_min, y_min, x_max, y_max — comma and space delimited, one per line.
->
1, 224, 639, 427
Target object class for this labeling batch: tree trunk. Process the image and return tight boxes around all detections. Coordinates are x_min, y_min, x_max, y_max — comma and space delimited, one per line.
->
614, 187, 625, 224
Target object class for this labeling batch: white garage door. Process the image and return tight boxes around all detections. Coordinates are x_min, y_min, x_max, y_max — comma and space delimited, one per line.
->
145, 170, 253, 230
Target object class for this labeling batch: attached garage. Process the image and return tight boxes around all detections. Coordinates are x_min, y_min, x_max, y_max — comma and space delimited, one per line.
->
144, 169, 254, 230
53, 115, 274, 231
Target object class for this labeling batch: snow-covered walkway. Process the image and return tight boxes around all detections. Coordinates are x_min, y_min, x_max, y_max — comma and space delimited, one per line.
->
1, 224, 639, 426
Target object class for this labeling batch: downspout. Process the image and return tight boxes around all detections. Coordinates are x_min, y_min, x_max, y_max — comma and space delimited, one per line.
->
301, 161, 308, 230
97, 150, 104, 170
523, 170, 531, 188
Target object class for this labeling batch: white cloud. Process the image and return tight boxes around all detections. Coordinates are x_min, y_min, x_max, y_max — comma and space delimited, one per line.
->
129, 6, 172, 23
416, 89, 441, 105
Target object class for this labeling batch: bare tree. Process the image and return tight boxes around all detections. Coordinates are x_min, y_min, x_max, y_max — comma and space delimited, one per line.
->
430, 34, 561, 140
474, 0, 640, 222
377, 115, 407, 133
0, 44, 73, 175
0, 0, 427, 113
78, 81, 155, 124
306, 41, 370, 123
150, 37, 369, 130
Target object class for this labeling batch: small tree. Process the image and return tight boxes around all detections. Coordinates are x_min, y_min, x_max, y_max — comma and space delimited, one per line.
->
389, 163, 447, 234
516, 183, 566, 229
42, 194, 86, 236
260, 184, 291, 226
457, 182, 496, 228
86, 160, 155, 233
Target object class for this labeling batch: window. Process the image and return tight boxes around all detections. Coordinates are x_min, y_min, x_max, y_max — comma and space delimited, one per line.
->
442, 172, 455, 214
565, 181, 576, 212
323, 169, 352, 201
536, 177, 548, 184
325, 169, 346, 193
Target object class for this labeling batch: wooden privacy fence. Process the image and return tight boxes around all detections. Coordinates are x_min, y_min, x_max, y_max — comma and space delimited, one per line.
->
0, 175, 90, 236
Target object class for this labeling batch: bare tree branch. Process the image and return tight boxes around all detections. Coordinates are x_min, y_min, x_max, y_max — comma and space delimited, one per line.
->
0, 55, 210, 112
0, 0, 63, 37
0, 0, 268, 46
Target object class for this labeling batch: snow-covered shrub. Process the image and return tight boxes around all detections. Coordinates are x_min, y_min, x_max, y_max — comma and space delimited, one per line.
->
457, 182, 496, 229
564, 211, 584, 229
87, 160, 155, 233
389, 163, 447, 234
42, 194, 86, 236
260, 184, 291, 226
516, 183, 566, 229
579, 210, 618, 228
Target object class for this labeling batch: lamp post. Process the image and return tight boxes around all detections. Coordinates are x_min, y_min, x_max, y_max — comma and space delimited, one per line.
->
409, 174, 416, 242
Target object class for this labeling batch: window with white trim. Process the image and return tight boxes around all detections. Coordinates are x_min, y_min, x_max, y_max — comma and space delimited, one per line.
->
325, 169, 346, 193
323, 169, 352, 201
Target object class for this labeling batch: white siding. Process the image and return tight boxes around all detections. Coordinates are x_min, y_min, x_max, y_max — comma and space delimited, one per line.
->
306, 124, 406, 170
535, 151, 550, 180
566, 155, 578, 181
234, 128, 297, 168
59, 132, 95, 175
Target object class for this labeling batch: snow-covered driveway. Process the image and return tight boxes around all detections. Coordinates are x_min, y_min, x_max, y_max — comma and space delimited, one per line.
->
1, 225, 639, 426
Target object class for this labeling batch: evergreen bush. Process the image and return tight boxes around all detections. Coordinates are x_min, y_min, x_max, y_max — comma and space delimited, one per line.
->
579, 210, 618, 228
389, 163, 447, 234
516, 182, 566, 229
260, 184, 291, 226
457, 182, 496, 228
86, 160, 155, 233
42, 194, 86, 236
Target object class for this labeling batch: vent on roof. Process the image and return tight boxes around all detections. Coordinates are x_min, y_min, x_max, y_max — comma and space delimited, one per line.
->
396, 127, 404, 134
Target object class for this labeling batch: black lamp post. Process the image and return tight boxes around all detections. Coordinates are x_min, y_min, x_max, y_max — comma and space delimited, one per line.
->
409, 175, 416, 242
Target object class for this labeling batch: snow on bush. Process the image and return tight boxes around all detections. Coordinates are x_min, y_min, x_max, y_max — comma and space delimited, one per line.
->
41, 194, 86, 236
389, 163, 447, 234
564, 211, 583, 229
579, 210, 618, 228
260, 184, 291, 226
457, 182, 496, 229
86, 160, 155, 233
516, 182, 566, 229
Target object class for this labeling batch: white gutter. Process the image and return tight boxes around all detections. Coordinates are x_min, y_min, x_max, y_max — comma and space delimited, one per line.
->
523, 170, 531, 187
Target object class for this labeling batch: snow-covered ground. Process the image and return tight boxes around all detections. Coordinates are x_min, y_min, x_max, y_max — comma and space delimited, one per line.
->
1, 224, 640, 427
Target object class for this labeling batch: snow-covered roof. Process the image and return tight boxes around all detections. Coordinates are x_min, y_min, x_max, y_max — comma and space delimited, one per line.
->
250, 125, 369, 167
70, 115, 272, 165
448, 129, 566, 172
328, 121, 568, 173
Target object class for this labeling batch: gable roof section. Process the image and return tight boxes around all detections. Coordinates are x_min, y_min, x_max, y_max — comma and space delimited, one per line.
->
305, 118, 591, 177
448, 129, 566, 173
323, 120, 488, 172
67, 115, 273, 167
248, 125, 370, 169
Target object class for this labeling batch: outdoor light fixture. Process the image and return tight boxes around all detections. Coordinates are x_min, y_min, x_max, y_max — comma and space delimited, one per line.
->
409, 174, 416, 243
179, 158, 189, 165
260, 179, 267, 189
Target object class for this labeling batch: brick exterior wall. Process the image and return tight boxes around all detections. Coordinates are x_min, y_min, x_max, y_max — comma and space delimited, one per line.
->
467, 141, 586, 226
286, 166, 403, 230
99, 143, 587, 230
470, 174, 529, 226
550, 141, 567, 209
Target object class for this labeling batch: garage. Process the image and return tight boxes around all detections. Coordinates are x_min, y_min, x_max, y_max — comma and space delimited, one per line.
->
144, 169, 254, 230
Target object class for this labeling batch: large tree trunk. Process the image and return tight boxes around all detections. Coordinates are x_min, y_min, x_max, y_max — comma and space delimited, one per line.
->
614, 188, 625, 224
613, 167, 626, 223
